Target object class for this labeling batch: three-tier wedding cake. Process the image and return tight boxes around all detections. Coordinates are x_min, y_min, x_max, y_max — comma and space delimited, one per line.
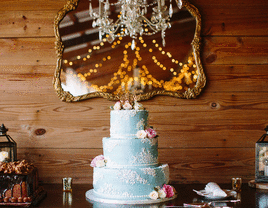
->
86, 98, 176, 204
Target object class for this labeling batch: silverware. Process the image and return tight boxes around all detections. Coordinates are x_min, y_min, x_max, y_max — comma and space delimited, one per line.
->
164, 199, 240, 208
209, 199, 240, 204
164, 206, 233, 208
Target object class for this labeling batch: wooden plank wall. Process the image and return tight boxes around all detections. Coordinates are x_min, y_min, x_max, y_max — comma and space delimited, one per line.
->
0, 0, 268, 184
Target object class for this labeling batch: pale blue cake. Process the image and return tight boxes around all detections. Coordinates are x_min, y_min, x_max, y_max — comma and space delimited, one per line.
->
86, 109, 173, 204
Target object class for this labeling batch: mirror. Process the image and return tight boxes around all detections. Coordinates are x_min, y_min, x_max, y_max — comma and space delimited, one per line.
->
54, 0, 206, 102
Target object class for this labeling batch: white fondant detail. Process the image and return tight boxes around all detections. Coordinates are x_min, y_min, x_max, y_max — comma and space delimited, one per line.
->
93, 189, 149, 199
136, 118, 145, 130
141, 167, 156, 177
141, 138, 158, 146
131, 148, 158, 164
160, 164, 170, 183
93, 172, 104, 184
117, 169, 148, 185
97, 183, 134, 197
105, 157, 120, 167
104, 140, 120, 152
110, 134, 137, 138
112, 110, 139, 121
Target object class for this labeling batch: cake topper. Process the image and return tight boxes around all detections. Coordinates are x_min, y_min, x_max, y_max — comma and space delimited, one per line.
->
111, 93, 144, 110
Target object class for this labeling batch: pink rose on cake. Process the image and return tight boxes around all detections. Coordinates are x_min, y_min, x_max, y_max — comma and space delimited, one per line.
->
145, 128, 157, 138
162, 184, 176, 198
90, 155, 106, 168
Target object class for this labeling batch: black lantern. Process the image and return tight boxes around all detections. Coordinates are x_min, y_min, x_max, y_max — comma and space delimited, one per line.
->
0, 124, 17, 162
255, 126, 268, 182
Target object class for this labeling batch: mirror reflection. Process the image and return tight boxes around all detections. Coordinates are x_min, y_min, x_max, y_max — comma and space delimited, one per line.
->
54, 0, 206, 101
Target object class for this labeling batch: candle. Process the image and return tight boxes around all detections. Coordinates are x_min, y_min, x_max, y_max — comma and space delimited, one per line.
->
0, 151, 9, 162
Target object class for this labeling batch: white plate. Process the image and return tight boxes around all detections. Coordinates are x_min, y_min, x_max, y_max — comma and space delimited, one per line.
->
193, 189, 237, 199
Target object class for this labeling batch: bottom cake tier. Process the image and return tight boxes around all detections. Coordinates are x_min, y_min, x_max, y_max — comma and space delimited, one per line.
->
92, 164, 169, 200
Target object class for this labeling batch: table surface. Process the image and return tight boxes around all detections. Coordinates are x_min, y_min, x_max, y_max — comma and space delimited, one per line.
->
33, 183, 265, 208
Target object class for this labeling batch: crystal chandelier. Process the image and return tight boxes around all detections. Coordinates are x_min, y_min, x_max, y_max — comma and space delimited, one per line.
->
89, 0, 182, 49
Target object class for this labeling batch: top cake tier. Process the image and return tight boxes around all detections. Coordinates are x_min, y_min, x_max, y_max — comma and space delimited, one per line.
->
110, 110, 148, 138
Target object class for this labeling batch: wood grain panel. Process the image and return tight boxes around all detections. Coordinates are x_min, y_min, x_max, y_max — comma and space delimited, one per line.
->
0, 0, 267, 36
18, 148, 254, 184
159, 147, 255, 184
0, 38, 56, 65
0, 1, 66, 11
0, 11, 56, 38
190, 0, 268, 36
203, 37, 268, 65
0, 91, 266, 150
18, 148, 98, 184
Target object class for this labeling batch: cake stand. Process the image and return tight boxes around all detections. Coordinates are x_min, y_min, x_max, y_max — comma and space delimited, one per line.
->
86, 189, 177, 205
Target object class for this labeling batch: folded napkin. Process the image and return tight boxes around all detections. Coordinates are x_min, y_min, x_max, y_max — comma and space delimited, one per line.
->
204, 182, 227, 197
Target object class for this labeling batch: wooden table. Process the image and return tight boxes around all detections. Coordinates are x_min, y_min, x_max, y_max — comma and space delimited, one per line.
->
34, 183, 263, 207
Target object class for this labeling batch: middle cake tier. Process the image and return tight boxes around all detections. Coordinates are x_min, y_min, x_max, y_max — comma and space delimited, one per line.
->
103, 137, 158, 167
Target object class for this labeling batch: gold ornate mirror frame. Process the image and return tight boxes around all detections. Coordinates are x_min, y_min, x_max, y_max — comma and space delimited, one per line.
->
54, 0, 206, 102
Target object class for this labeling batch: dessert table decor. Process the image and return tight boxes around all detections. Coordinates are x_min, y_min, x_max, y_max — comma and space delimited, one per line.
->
62, 177, 72, 192
193, 182, 237, 200
232, 178, 242, 192
0, 124, 17, 163
255, 126, 268, 183
0, 160, 46, 207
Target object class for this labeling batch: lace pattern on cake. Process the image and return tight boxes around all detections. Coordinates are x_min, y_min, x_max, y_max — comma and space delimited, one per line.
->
141, 138, 158, 146
117, 169, 148, 185
95, 184, 149, 198
104, 140, 120, 152
112, 110, 139, 120
160, 164, 170, 183
131, 148, 158, 165
136, 118, 146, 130
141, 167, 156, 177
105, 157, 120, 167
110, 133, 136, 138
97, 183, 134, 197
93, 172, 104, 184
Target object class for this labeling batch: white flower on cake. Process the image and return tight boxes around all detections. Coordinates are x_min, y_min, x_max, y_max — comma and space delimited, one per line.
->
137, 130, 147, 139
134, 101, 144, 110
95, 159, 106, 168
137, 127, 158, 140
158, 189, 167, 199
113, 101, 121, 110
123, 101, 132, 110
149, 190, 159, 200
